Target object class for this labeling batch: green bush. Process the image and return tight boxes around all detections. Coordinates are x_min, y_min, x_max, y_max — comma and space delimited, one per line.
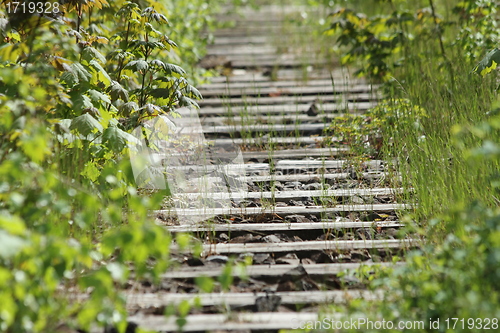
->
319, 0, 500, 331
343, 111, 500, 330
323, 98, 427, 158
0, 0, 222, 331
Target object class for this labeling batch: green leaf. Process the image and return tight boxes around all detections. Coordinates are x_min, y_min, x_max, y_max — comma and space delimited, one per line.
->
194, 276, 214, 293
107, 50, 133, 62
125, 60, 148, 72
179, 96, 199, 109
177, 300, 191, 317
149, 88, 171, 98
82, 46, 106, 64
164, 63, 186, 76
144, 23, 162, 37
176, 318, 187, 329
157, 76, 175, 84
473, 48, 500, 77
176, 233, 190, 250
218, 264, 233, 291
109, 81, 129, 102
71, 63, 92, 83
88, 89, 111, 105
81, 161, 100, 182
119, 101, 138, 116
149, 59, 166, 70
162, 36, 177, 48
106, 262, 127, 282
102, 125, 139, 151
469, 140, 500, 158
20, 126, 51, 163
0, 212, 26, 235
139, 103, 162, 115
88, 60, 112, 85
61, 70, 79, 86
116, 1, 140, 17
184, 85, 203, 100
130, 40, 166, 50
70, 113, 103, 136
71, 94, 94, 113
142, 7, 168, 23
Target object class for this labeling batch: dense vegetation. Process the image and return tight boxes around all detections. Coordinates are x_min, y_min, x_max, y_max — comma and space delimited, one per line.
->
2, 0, 500, 332
0, 0, 226, 331
320, 0, 500, 331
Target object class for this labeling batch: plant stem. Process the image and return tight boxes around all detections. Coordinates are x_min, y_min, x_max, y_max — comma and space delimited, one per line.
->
117, 22, 132, 84
76, 1, 82, 43
428, 0, 455, 87
139, 31, 151, 107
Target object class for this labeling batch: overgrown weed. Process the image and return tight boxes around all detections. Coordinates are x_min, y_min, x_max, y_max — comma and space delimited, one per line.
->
311, 0, 500, 329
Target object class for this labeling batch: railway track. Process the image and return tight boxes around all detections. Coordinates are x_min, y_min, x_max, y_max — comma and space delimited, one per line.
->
117, 4, 416, 332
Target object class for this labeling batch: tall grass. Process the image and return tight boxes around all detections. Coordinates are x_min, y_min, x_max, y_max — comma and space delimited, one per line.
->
302, 0, 500, 328
381, 25, 499, 237
283, 0, 500, 232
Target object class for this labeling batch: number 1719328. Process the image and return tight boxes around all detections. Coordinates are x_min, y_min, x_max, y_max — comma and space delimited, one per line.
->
4, 1, 60, 14
445, 318, 498, 330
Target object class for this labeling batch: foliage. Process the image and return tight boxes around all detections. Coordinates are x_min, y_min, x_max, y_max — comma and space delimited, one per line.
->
339, 110, 500, 332
325, 0, 499, 81
323, 99, 426, 158
473, 47, 500, 77
323, 113, 378, 157
317, 0, 500, 330
453, 0, 499, 63
327, 6, 415, 80
325, 0, 500, 220
161, 0, 224, 84
0, 120, 171, 332
0, 0, 222, 331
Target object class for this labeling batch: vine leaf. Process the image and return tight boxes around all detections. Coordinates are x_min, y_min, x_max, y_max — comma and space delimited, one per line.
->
473, 48, 500, 77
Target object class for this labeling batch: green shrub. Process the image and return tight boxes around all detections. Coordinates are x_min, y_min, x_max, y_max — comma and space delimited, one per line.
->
323, 98, 427, 158
0, 0, 220, 331
319, 1, 500, 330
342, 110, 500, 330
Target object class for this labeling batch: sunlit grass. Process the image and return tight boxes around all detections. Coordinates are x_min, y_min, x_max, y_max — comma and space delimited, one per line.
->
382, 41, 499, 237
